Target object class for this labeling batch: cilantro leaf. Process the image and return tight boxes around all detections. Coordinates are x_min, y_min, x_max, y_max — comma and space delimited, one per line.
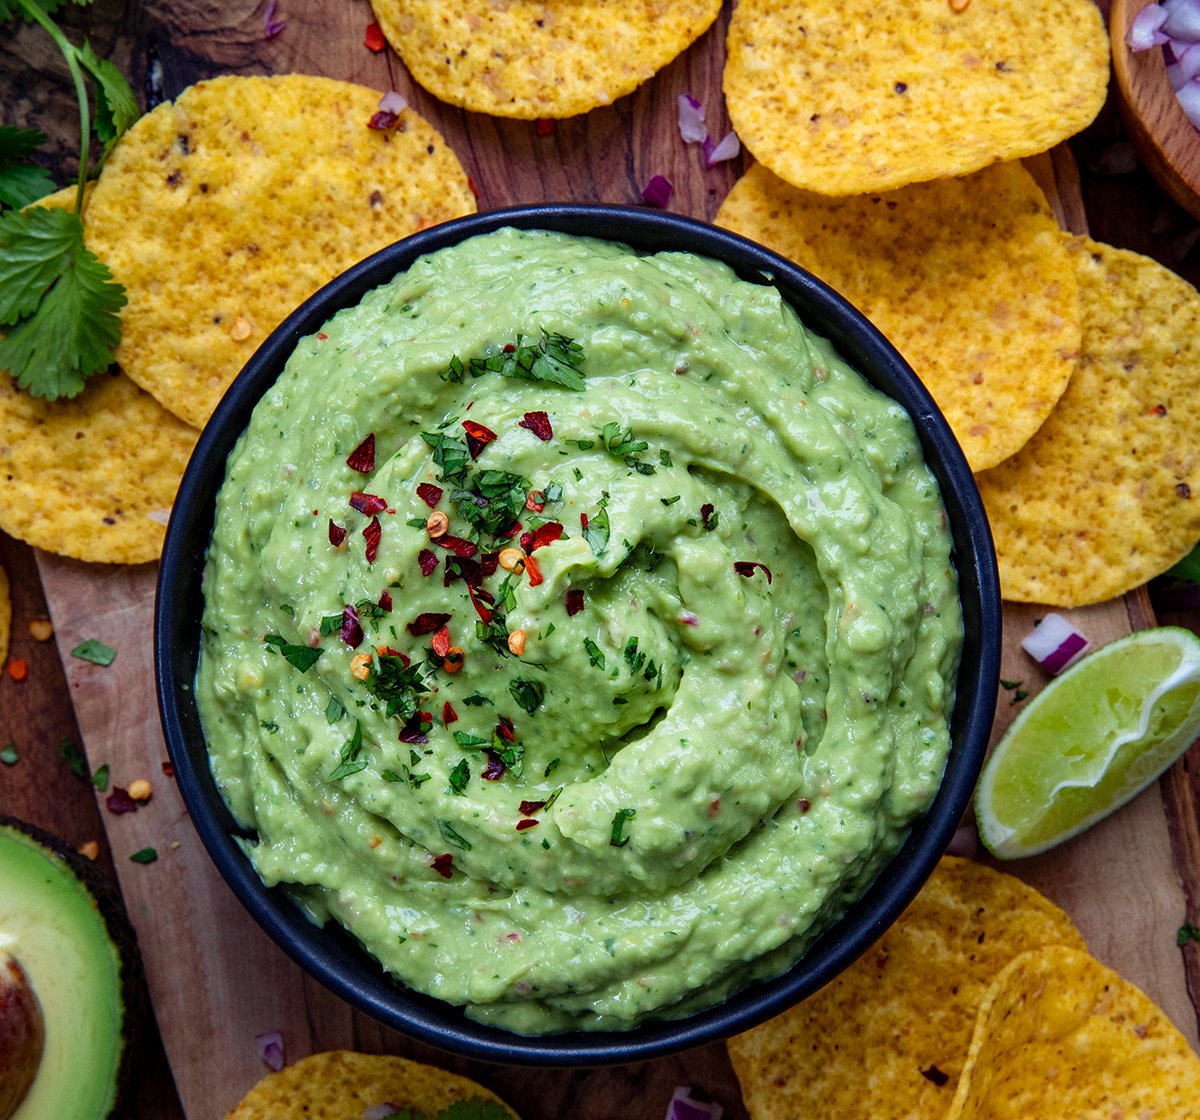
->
509, 678, 544, 715
262, 633, 323, 673
328, 720, 366, 781
0, 126, 55, 210
0, 127, 47, 163
77, 40, 139, 154
610, 807, 636, 847
1166, 543, 1200, 585
0, 206, 125, 399
582, 502, 610, 556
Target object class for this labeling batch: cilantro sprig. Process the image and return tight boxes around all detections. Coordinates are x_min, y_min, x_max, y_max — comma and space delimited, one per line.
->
439, 331, 586, 391
0, 0, 139, 400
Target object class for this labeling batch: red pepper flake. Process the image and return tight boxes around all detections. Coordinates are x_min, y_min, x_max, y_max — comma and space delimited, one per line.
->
340, 605, 364, 648
529, 521, 563, 552
481, 552, 500, 578
481, 751, 507, 780
416, 482, 443, 508
708, 798, 721, 817
105, 787, 139, 815
431, 625, 451, 658
350, 492, 387, 516
364, 20, 386, 51
368, 110, 399, 131
468, 584, 493, 623
733, 560, 773, 584
499, 521, 523, 540
436, 534, 477, 558
7, 659, 27, 682
515, 818, 539, 831
580, 512, 589, 531
378, 646, 409, 665
316, 332, 328, 341
418, 548, 439, 577
461, 419, 497, 459
329, 519, 347, 547
798, 798, 812, 814
363, 516, 382, 563
519, 799, 546, 816
1178, 483, 1193, 500
431, 852, 454, 878
161, 761, 175, 778
346, 433, 375, 473
378, 590, 393, 612
525, 490, 546, 513
565, 588, 585, 616
467, 175, 479, 199
535, 118, 556, 136
442, 701, 458, 726
524, 555, 544, 587
407, 612, 452, 636
495, 716, 516, 742
518, 411, 553, 441
398, 710, 433, 744
700, 502, 715, 525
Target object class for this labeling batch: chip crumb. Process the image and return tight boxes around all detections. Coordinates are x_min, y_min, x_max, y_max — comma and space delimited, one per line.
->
230, 316, 253, 342
77, 840, 100, 861
27, 617, 53, 641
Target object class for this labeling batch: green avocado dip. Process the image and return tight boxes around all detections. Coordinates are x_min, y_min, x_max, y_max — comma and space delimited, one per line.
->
195, 227, 962, 1034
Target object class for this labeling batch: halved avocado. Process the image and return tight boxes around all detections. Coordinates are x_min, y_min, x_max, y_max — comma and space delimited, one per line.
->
0, 817, 145, 1120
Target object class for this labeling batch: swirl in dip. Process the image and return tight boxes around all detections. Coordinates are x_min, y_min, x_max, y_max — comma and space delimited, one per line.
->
195, 228, 962, 1033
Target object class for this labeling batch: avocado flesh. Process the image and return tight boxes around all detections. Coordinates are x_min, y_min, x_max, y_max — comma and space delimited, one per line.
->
0, 823, 125, 1120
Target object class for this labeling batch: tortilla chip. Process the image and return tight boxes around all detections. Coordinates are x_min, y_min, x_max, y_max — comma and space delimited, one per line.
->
716, 161, 1079, 471
0, 564, 10, 671
977, 236, 1200, 607
946, 946, 1200, 1119
727, 856, 1085, 1120
370, 0, 722, 119
724, 0, 1109, 196
84, 74, 476, 429
227, 1050, 520, 1120
0, 370, 198, 564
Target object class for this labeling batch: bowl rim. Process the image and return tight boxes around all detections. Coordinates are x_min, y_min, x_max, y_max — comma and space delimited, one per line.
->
155, 202, 1001, 1066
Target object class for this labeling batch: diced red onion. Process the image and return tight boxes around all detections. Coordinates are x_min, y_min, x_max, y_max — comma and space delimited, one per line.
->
702, 130, 741, 167
1021, 612, 1090, 675
666, 1087, 723, 1120
1164, 0, 1200, 43
263, 0, 287, 39
363, 1106, 398, 1120
678, 93, 708, 143
255, 1030, 285, 1071
641, 174, 674, 209
378, 90, 408, 115
1128, 3, 1169, 50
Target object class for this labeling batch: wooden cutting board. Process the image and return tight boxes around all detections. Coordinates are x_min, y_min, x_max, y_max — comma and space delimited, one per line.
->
25, 4, 1200, 1117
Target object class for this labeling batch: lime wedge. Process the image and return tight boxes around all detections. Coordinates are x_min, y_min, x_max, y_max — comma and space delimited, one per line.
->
976, 626, 1200, 859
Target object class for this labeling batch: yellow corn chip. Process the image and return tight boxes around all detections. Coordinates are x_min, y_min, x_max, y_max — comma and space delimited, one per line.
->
727, 857, 1085, 1120
0, 564, 10, 671
85, 74, 476, 429
716, 161, 1079, 470
724, 0, 1109, 196
371, 0, 722, 119
977, 236, 1200, 607
946, 946, 1200, 1119
227, 1050, 520, 1120
0, 370, 198, 565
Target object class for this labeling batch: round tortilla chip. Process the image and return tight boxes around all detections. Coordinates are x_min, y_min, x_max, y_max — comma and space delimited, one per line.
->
84, 74, 476, 429
945, 946, 1200, 1119
727, 856, 1085, 1120
0, 564, 10, 671
227, 1050, 521, 1120
977, 236, 1200, 607
0, 369, 198, 565
370, 0, 722, 118
716, 161, 1080, 471
724, 0, 1109, 196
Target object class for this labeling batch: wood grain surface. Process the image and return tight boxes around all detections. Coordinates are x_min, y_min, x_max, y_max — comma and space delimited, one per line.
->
3, 3, 1200, 1119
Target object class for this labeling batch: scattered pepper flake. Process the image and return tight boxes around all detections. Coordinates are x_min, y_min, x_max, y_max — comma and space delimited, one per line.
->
407, 611, 452, 637
462, 419, 498, 459
524, 555, 544, 586
340, 605, 364, 648
329, 519, 347, 547
161, 760, 175, 778
733, 560, 773, 584
508, 629, 526, 656
418, 548, 439, 576
367, 109, 400, 131
417, 482, 443, 508
515, 818, 539, 831
442, 701, 458, 725
443, 646, 465, 673
535, 118, 556, 136
519, 799, 546, 816
106, 787, 139, 815
346, 433, 376, 473
431, 852, 454, 878
7, 659, 27, 682
349, 492, 387, 515
525, 489, 546, 513
436, 533, 477, 558
566, 588, 585, 616
350, 652, 372, 680
27, 617, 53, 641
529, 521, 563, 552
363, 515, 382, 563
431, 625, 452, 658
518, 411, 553, 440
364, 20, 386, 51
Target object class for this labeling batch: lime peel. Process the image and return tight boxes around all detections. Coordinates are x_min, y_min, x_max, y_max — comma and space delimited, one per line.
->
976, 626, 1200, 859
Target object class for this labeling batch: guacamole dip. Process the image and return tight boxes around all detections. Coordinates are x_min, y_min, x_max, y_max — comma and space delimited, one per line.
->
195, 227, 962, 1033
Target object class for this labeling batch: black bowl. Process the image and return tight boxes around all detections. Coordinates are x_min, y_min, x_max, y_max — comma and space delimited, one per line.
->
155, 203, 1000, 1067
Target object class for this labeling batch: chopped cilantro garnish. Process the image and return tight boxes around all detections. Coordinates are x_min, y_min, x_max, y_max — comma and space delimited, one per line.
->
421, 430, 471, 486
1178, 923, 1200, 947
461, 692, 493, 707
70, 638, 116, 666
263, 633, 323, 673
354, 598, 389, 623
583, 637, 606, 669
319, 614, 342, 636
659, 448, 673, 468
999, 679, 1024, 690
130, 847, 158, 864
509, 678, 545, 715
543, 482, 564, 503
582, 501, 610, 556
328, 719, 366, 781
59, 738, 88, 780
438, 820, 472, 850
438, 331, 585, 391
544, 757, 560, 777
447, 758, 470, 795
0, 741, 18, 766
453, 731, 490, 748
610, 807, 636, 847
324, 696, 346, 723
366, 651, 429, 720
91, 762, 109, 790
452, 468, 528, 539
660, 495, 681, 506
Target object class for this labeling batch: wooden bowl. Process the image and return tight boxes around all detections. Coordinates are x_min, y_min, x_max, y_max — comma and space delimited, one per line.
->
1111, 0, 1200, 220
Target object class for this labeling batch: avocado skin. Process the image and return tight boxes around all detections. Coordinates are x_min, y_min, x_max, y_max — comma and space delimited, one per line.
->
0, 815, 147, 1120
